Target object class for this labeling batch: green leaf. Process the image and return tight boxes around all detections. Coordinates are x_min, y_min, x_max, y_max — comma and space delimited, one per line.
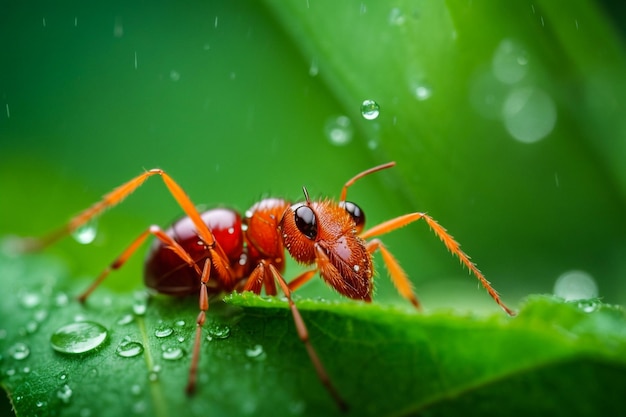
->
1, 251, 625, 417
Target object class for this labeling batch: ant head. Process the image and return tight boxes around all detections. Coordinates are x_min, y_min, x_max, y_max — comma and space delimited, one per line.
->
279, 189, 373, 301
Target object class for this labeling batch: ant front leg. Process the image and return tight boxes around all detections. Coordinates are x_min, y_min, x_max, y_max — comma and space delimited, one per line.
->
260, 264, 348, 412
361, 212, 516, 316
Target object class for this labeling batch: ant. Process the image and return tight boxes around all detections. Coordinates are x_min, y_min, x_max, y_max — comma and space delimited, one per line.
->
20, 161, 514, 412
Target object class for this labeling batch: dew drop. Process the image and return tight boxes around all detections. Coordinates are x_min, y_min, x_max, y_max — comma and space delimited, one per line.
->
50, 321, 108, 354
20, 291, 41, 309
207, 323, 231, 341
154, 326, 173, 338
9, 342, 30, 360
117, 314, 134, 325
161, 345, 184, 361
175, 320, 186, 327
149, 365, 161, 382
554, 270, 598, 301
324, 115, 353, 146
577, 299, 599, 313
57, 384, 73, 404
245, 344, 266, 361
116, 340, 144, 358
72, 220, 98, 245
360, 99, 380, 120
36, 400, 46, 408
130, 384, 142, 396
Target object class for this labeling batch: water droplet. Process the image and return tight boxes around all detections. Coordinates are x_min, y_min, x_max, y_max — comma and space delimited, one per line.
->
130, 384, 142, 396
388, 7, 406, 26
154, 326, 173, 338
554, 270, 598, 301
161, 345, 184, 361
58, 371, 68, 381
149, 365, 161, 382
36, 400, 46, 408
117, 314, 134, 325
492, 39, 529, 84
245, 344, 266, 361
577, 299, 599, 313
72, 220, 98, 245
20, 291, 41, 309
132, 291, 149, 316
133, 400, 147, 414
116, 340, 144, 358
175, 320, 186, 327
360, 99, 380, 120
324, 115, 353, 146
502, 86, 556, 143
207, 323, 231, 341
50, 321, 108, 354
169, 70, 181, 82
309, 59, 319, 77
9, 342, 30, 360
57, 384, 73, 404
413, 84, 432, 101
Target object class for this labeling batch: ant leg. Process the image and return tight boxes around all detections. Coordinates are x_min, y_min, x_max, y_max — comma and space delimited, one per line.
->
361, 213, 516, 316
287, 269, 318, 292
366, 239, 421, 310
77, 225, 203, 303
186, 258, 211, 395
268, 264, 348, 412
21, 169, 221, 257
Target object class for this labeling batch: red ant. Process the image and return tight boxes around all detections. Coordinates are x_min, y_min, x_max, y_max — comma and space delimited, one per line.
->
21, 161, 514, 411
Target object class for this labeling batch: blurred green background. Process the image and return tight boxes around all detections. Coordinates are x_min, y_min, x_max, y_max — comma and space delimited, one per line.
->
1, 0, 625, 313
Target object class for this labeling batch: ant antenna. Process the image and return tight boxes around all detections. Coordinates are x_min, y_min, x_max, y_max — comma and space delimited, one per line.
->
301, 186, 311, 204
340, 161, 395, 202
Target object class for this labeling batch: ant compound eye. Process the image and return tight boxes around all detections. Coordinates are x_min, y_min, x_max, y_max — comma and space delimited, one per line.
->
294, 205, 317, 240
340, 201, 365, 232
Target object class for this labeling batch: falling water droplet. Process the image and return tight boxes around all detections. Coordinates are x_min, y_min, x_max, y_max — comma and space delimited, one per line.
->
161, 345, 184, 361
9, 342, 30, 360
72, 220, 98, 245
116, 340, 144, 358
245, 344, 266, 361
324, 115, 353, 146
360, 99, 380, 120
50, 321, 108, 354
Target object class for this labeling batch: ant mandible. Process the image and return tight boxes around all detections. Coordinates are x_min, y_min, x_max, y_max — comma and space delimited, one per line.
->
21, 161, 515, 412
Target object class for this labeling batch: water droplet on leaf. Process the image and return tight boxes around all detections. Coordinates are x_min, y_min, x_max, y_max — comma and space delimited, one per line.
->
207, 323, 230, 340
57, 384, 73, 404
245, 344, 266, 361
161, 345, 184, 361
154, 326, 173, 338
116, 340, 144, 358
9, 342, 30, 360
50, 321, 108, 354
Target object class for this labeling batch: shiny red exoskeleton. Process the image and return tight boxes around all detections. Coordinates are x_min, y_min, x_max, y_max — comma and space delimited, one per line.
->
21, 162, 515, 411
